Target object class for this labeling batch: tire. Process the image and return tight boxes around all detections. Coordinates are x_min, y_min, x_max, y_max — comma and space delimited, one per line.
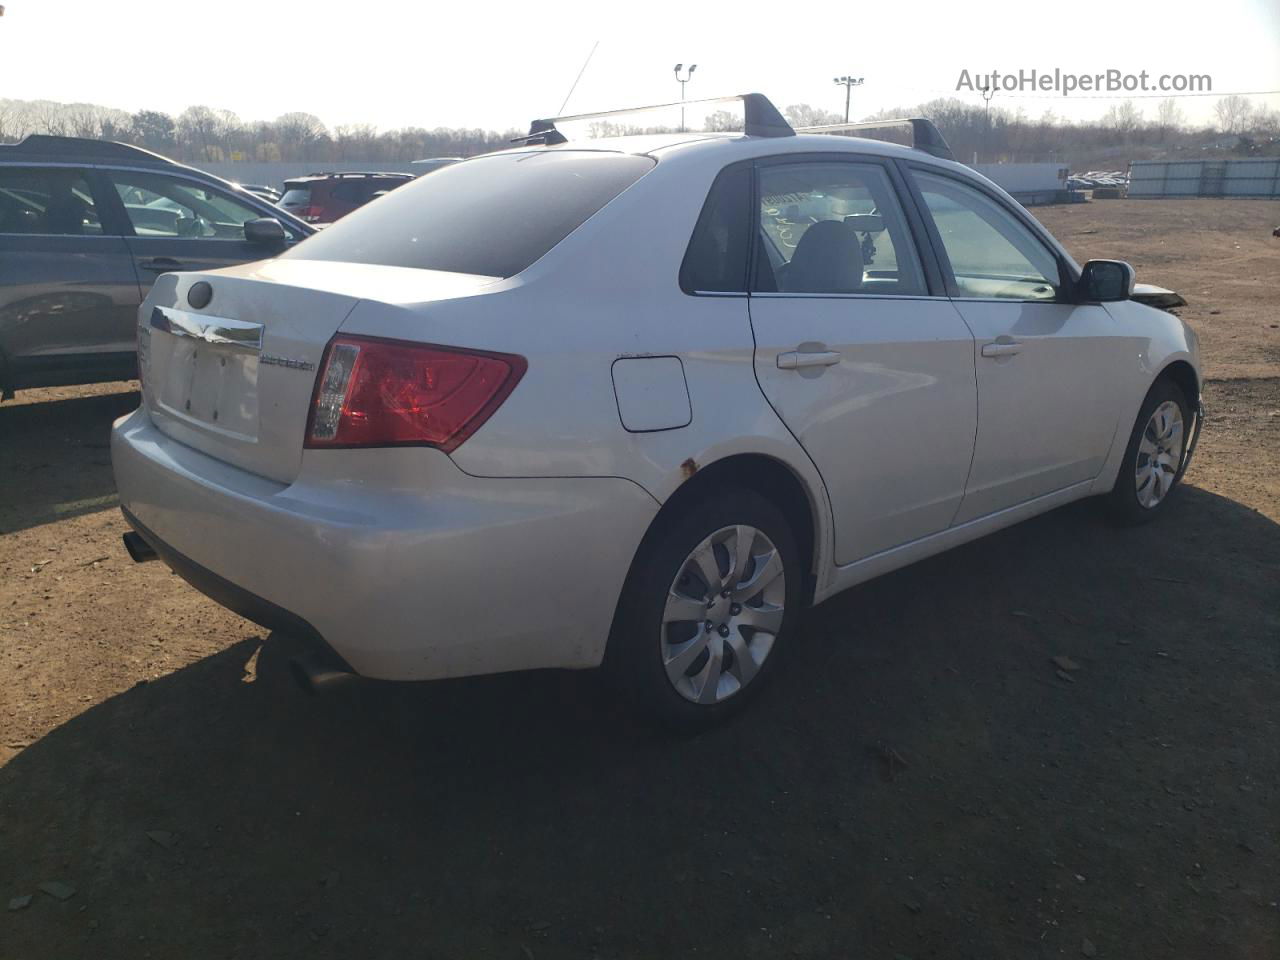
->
605, 487, 803, 730
1106, 377, 1192, 525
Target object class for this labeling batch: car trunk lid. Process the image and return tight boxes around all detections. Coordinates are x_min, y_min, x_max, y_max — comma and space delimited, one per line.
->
138, 259, 500, 483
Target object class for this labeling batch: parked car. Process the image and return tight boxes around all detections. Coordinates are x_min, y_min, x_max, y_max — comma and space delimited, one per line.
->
112, 95, 1202, 728
278, 172, 415, 224
236, 183, 283, 204
0, 135, 313, 398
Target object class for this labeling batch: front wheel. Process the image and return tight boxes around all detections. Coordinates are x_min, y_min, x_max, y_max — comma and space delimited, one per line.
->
605, 488, 802, 729
1107, 378, 1193, 524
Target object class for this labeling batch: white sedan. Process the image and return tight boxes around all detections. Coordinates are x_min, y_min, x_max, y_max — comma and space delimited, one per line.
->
112, 95, 1201, 727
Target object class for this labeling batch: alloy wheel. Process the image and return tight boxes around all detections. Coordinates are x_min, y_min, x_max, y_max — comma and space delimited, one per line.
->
1135, 399, 1184, 509
660, 524, 787, 704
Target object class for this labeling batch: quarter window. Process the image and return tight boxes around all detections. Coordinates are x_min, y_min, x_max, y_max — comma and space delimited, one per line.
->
753, 162, 926, 296
681, 163, 751, 293
111, 171, 268, 240
913, 171, 1061, 300
0, 169, 103, 236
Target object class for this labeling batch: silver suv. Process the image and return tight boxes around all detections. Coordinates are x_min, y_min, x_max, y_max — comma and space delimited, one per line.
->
0, 136, 313, 399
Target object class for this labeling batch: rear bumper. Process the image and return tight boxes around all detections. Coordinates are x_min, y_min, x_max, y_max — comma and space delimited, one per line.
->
111, 408, 658, 681
121, 506, 352, 671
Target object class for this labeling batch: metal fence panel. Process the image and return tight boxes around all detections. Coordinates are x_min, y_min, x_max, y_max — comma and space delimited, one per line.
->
1129, 159, 1280, 198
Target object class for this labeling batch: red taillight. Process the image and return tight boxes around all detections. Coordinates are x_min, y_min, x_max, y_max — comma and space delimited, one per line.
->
301, 205, 322, 222
304, 335, 526, 453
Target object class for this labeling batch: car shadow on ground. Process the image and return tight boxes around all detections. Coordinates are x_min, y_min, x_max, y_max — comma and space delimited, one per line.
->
2, 487, 1277, 959
0, 389, 138, 534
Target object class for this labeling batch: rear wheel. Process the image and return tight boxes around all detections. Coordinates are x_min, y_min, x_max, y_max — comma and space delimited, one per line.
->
606, 488, 802, 729
1107, 378, 1191, 524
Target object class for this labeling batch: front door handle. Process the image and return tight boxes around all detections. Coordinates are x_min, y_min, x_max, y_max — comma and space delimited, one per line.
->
980, 340, 1022, 358
777, 350, 842, 370
140, 257, 184, 273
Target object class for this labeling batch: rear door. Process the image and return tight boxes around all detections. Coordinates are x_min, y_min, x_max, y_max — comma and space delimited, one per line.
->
906, 167, 1125, 522
0, 165, 141, 376
746, 156, 977, 565
104, 168, 301, 283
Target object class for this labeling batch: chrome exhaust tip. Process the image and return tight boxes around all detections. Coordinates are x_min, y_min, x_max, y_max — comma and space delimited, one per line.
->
289, 652, 356, 695
122, 531, 157, 563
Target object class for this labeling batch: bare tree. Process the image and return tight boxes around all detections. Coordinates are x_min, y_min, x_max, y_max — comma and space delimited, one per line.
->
783, 103, 843, 128
1155, 98, 1184, 140
130, 110, 177, 151
274, 112, 328, 161
4, 92, 1274, 172
334, 123, 378, 160
66, 105, 102, 139
0, 101, 17, 143
1253, 106, 1280, 136
1101, 100, 1143, 135
704, 110, 742, 132
1214, 95, 1253, 134
178, 105, 226, 161
33, 101, 68, 136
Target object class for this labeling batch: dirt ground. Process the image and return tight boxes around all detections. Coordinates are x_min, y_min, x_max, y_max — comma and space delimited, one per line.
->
1, 198, 1277, 960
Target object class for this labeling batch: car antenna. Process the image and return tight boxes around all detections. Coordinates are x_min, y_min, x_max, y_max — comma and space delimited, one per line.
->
558, 39, 600, 115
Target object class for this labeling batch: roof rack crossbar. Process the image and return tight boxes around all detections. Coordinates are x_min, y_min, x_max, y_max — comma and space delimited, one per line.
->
796, 118, 955, 161
516, 93, 794, 145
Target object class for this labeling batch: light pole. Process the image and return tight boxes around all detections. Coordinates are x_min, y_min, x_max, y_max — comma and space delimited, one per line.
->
674, 63, 697, 132
833, 76, 864, 123
981, 85, 996, 162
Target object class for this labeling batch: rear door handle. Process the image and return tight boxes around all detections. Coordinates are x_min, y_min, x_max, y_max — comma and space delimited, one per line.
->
980, 340, 1022, 358
140, 257, 184, 273
777, 350, 842, 370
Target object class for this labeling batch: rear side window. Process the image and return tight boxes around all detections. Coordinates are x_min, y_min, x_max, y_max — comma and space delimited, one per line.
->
285, 152, 655, 278
753, 161, 926, 296
680, 163, 751, 294
330, 181, 367, 203
0, 169, 103, 236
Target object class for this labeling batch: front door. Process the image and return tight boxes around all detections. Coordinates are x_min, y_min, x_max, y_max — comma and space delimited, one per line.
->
747, 158, 977, 565
908, 169, 1125, 523
103, 169, 291, 292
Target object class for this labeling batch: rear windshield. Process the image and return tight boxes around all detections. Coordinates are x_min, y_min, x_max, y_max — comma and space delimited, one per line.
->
283, 151, 655, 278
280, 187, 311, 205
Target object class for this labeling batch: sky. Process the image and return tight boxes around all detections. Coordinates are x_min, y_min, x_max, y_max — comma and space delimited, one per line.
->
1, 0, 1278, 132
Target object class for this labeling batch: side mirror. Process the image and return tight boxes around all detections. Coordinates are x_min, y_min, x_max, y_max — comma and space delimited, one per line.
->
1078, 259, 1136, 302
244, 217, 287, 245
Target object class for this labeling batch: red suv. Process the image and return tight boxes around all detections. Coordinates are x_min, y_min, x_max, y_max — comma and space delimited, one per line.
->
279, 172, 414, 224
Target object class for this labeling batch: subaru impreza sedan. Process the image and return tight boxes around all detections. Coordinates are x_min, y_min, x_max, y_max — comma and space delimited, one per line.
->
112, 95, 1201, 727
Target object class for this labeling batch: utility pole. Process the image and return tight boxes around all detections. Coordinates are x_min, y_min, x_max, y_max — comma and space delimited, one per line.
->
674, 64, 697, 132
833, 76, 864, 123
981, 85, 997, 162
